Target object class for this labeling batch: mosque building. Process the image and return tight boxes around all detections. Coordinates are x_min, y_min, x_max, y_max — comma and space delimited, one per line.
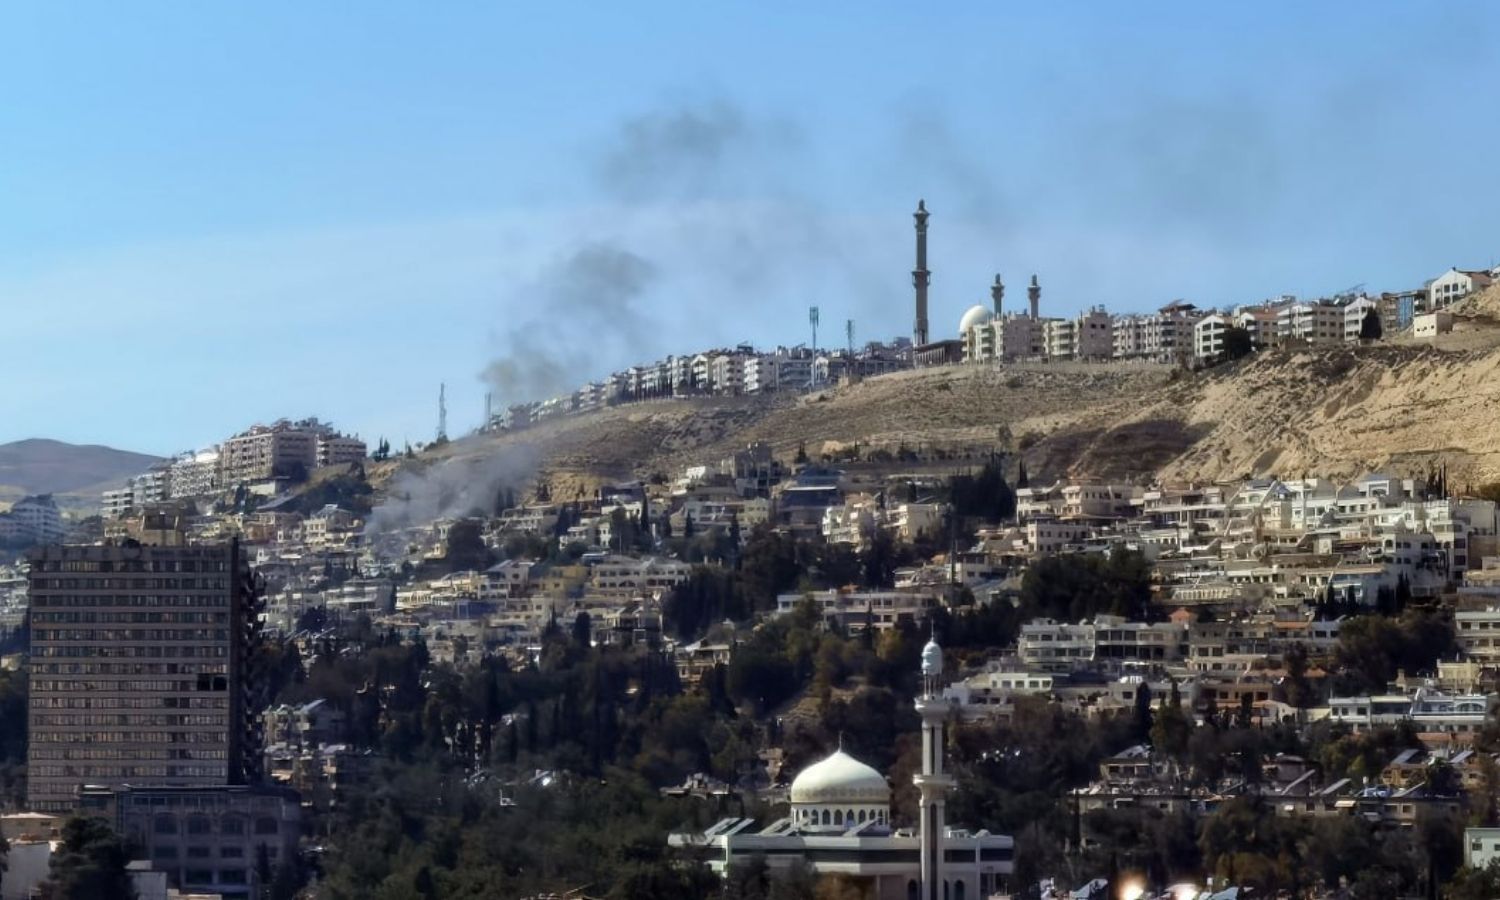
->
670, 638, 1014, 900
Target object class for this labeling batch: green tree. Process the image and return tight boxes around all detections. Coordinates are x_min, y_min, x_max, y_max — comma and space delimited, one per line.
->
1447, 860, 1500, 900
1133, 682, 1154, 743
1220, 324, 1255, 361
39, 817, 134, 900
1150, 681, 1192, 762
1278, 641, 1315, 709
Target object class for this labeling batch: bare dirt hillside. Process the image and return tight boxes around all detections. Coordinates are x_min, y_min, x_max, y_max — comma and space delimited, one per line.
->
412, 300, 1500, 501
1112, 343, 1500, 485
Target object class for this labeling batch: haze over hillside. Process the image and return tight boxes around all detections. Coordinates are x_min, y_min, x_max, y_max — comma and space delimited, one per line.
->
0, 438, 160, 509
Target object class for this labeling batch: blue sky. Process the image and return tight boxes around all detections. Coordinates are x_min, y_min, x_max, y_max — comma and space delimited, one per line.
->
2, 3, 1497, 455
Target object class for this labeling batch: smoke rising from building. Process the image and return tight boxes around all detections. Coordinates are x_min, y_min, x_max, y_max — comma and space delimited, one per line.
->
480, 243, 657, 409
364, 442, 543, 541
476, 97, 902, 412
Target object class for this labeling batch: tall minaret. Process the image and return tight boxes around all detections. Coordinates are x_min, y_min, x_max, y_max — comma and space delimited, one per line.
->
991, 274, 1005, 317
915, 635, 953, 900
913, 200, 931, 346
1028, 274, 1041, 319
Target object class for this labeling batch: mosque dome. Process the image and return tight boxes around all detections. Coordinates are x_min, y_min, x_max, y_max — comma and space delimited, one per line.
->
958, 304, 993, 333
921, 638, 943, 677
789, 749, 890, 805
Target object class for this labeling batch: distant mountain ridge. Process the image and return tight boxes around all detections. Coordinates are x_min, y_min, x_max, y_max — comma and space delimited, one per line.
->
0, 438, 161, 507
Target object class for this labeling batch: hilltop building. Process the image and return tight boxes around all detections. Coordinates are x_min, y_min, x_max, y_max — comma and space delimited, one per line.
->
1428, 266, 1495, 309
671, 638, 1013, 899
220, 419, 364, 485
0, 494, 67, 544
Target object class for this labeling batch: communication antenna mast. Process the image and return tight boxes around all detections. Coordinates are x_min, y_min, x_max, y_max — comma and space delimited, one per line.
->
846, 319, 856, 356
437, 383, 448, 443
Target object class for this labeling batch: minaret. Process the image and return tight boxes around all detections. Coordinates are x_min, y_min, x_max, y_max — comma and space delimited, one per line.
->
1028, 274, 1041, 319
915, 635, 953, 900
991, 274, 1005, 317
913, 200, 931, 346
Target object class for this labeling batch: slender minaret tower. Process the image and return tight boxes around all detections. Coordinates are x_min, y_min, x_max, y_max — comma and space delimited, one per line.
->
991, 274, 1005, 317
1028, 274, 1041, 319
913, 200, 931, 346
915, 634, 953, 900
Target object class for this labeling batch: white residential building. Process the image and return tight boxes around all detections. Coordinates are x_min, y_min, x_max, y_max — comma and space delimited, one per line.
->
1194, 314, 1230, 361
1342, 296, 1381, 342
7, 495, 65, 543
167, 449, 221, 499
1454, 608, 1500, 663
1428, 267, 1494, 309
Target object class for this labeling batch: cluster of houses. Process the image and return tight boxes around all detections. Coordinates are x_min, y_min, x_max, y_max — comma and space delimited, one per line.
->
489, 262, 1499, 438
960, 264, 1495, 368
486, 341, 915, 431
102, 418, 368, 519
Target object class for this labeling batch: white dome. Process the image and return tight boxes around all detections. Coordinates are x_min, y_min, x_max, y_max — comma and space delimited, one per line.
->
958, 304, 993, 333
789, 749, 889, 805
921, 638, 943, 676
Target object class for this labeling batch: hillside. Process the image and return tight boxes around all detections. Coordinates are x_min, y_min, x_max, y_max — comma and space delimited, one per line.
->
415, 303, 1500, 501
0, 439, 161, 510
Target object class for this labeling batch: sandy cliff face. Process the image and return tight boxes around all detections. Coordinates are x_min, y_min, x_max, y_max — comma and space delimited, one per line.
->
1134, 344, 1500, 486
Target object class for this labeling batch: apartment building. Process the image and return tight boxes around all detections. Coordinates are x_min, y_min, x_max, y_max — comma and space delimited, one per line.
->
220, 419, 363, 485
1112, 315, 1144, 360
1428, 267, 1494, 309
1235, 306, 1282, 348
168, 450, 222, 500
80, 783, 300, 900
26, 542, 258, 812
1378, 290, 1425, 331
777, 588, 934, 633
1278, 302, 1344, 343
1455, 608, 1500, 662
1342, 296, 1380, 342
963, 314, 1047, 363
1018, 619, 1096, 671
1194, 314, 1230, 361
5, 494, 67, 543
1114, 303, 1201, 364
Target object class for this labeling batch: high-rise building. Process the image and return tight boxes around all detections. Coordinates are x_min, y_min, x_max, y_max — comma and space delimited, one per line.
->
26, 541, 261, 812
